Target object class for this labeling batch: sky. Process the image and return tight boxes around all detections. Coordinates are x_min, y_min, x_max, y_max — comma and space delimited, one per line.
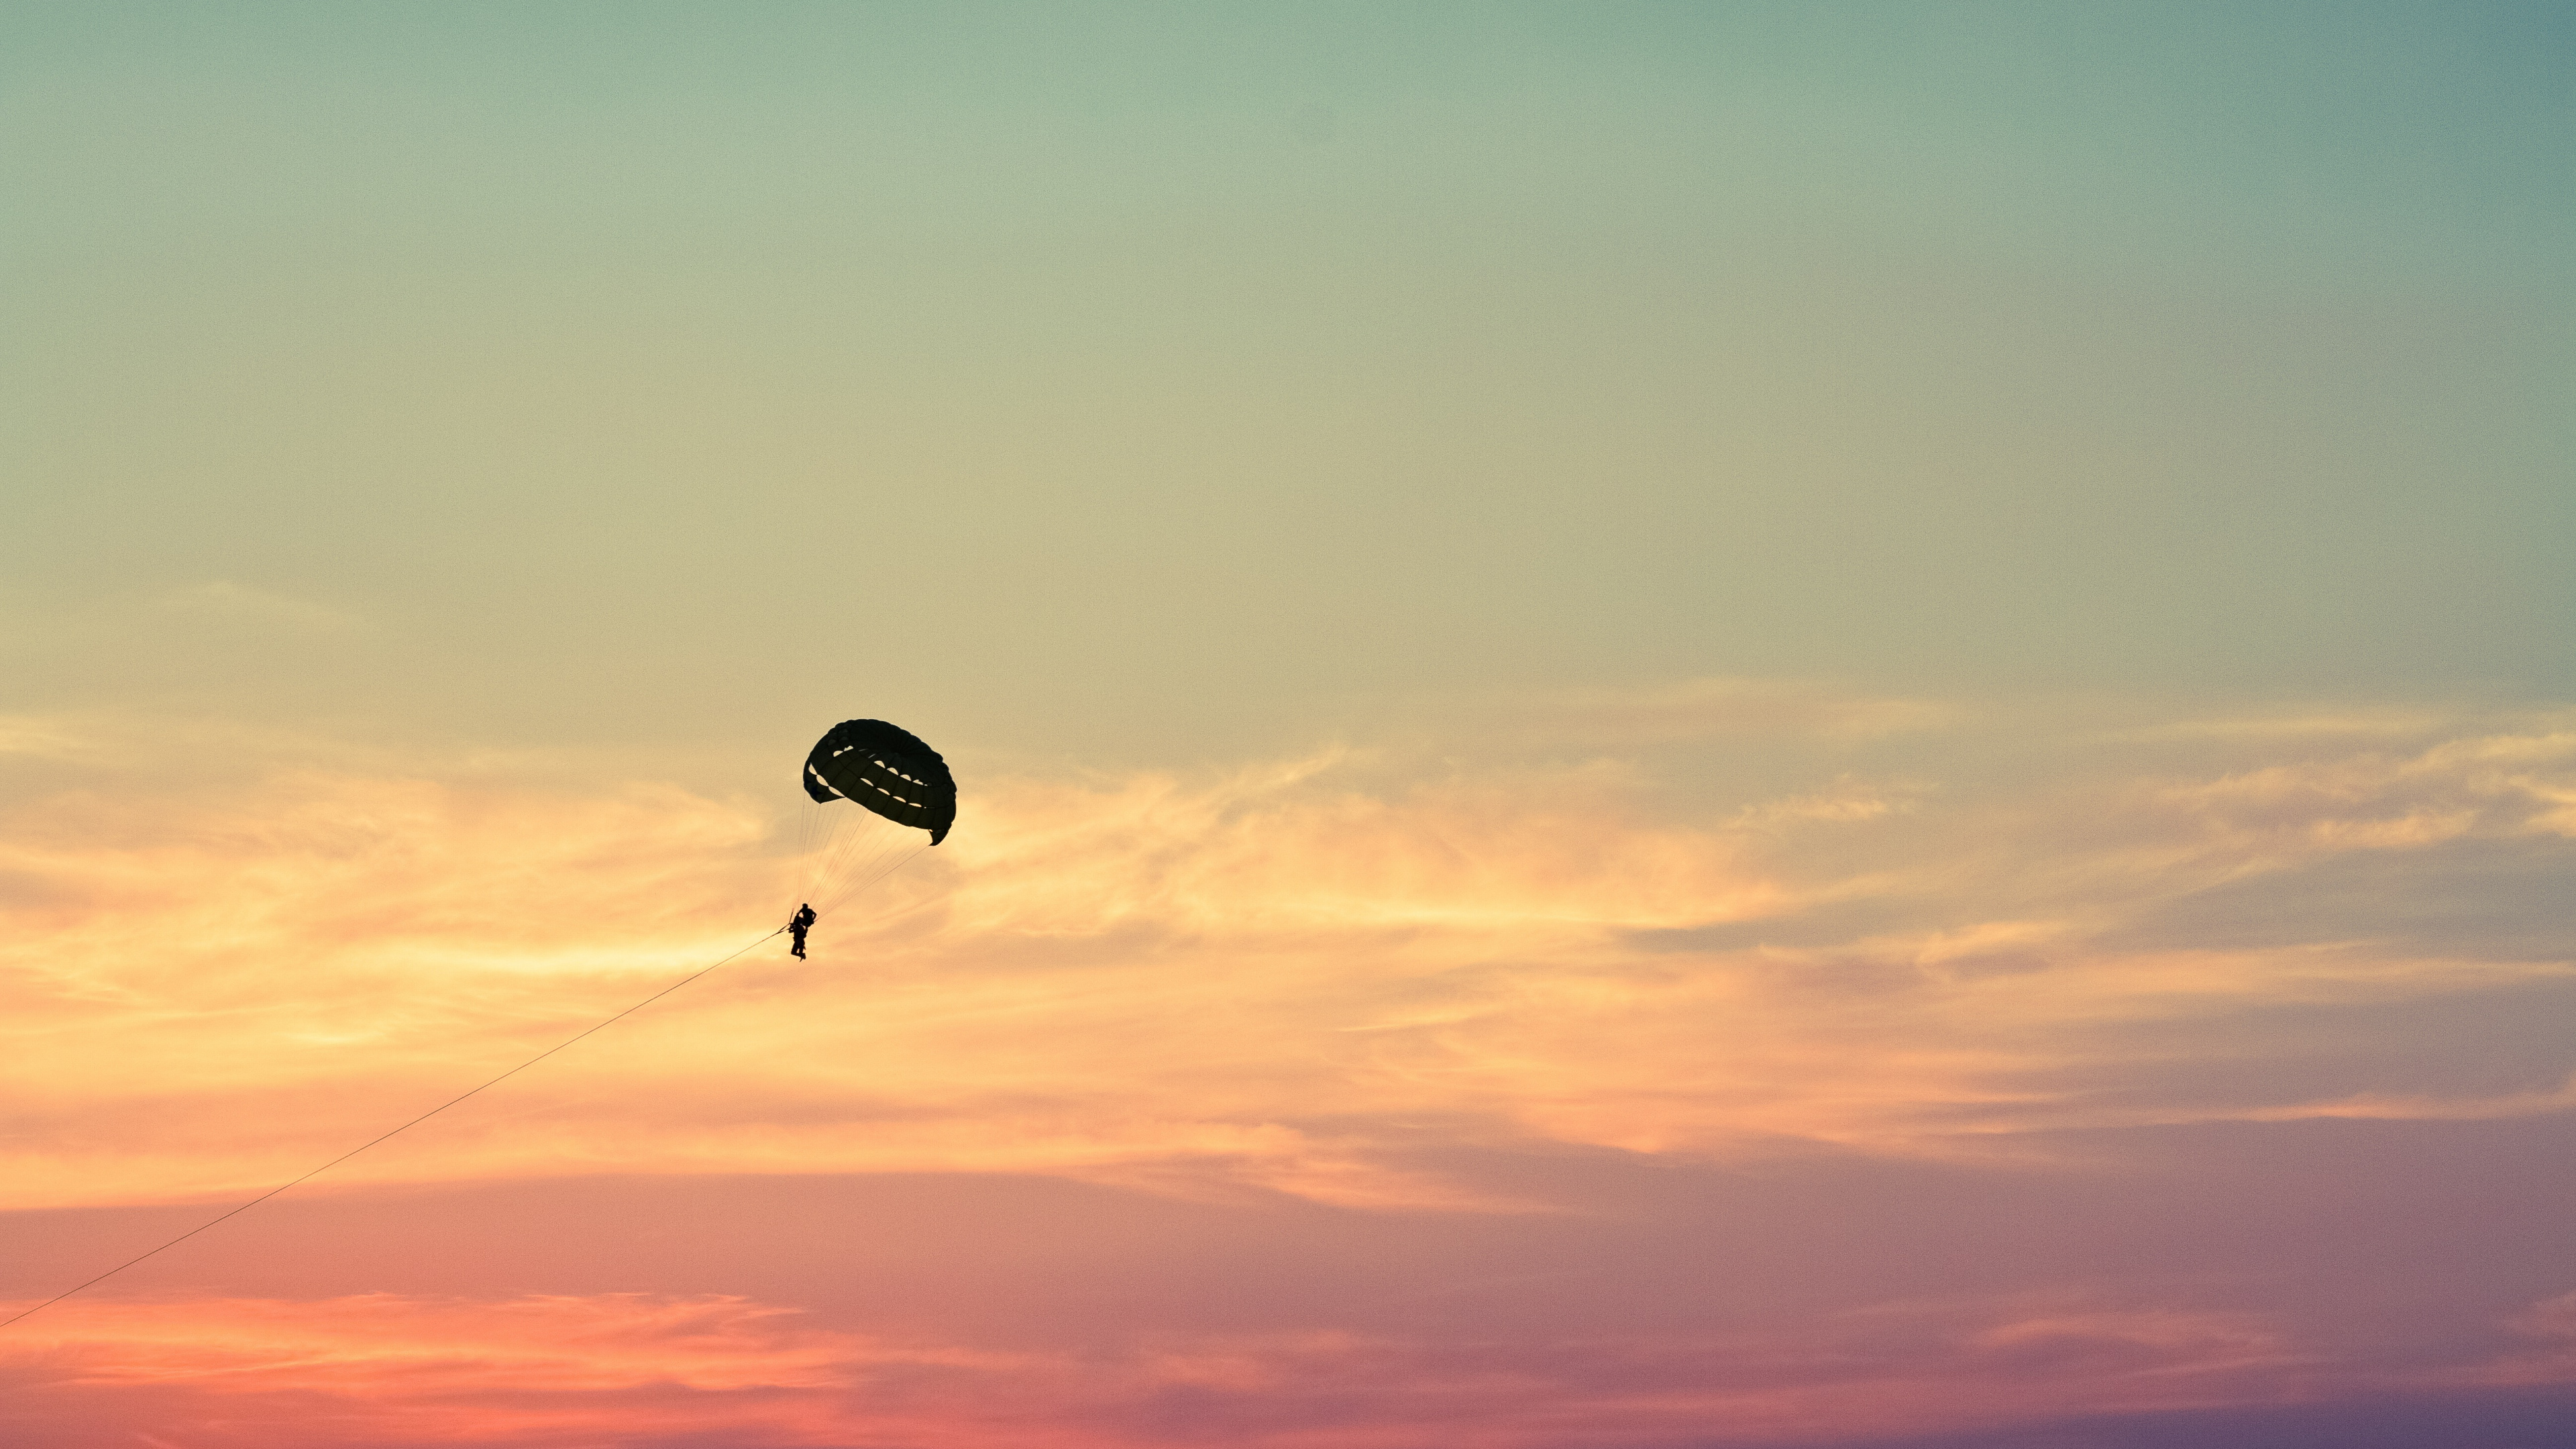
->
3, 3, 2573, 1445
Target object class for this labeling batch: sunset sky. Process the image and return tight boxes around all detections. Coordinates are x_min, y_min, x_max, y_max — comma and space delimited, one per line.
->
6, 4, 2575, 1446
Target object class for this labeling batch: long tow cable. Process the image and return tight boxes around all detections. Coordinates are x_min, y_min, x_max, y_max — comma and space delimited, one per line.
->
1, 924, 789, 1331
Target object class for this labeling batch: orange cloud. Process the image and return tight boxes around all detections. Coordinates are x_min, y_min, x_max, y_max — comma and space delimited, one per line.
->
1481, 676, 1966, 745
5, 1293, 1058, 1448
2, 706, 2571, 1222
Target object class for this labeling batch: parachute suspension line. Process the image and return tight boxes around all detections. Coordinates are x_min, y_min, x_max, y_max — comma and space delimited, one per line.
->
797, 796, 853, 894
0, 925, 787, 1334
793, 795, 833, 902
798, 793, 869, 902
791, 792, 823, 885
812, 839, 925, 920
812, 806, 886, 900
796, 796, 927, 918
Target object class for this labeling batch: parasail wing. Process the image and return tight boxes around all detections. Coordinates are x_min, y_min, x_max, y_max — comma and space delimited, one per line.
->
802, 719, 956, 845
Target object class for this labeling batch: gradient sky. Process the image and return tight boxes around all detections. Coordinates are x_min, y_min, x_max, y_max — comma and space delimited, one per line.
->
5, 4, 2575, 1446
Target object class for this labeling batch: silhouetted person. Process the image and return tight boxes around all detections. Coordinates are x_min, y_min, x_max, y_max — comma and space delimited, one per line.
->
788, 903, 816, 959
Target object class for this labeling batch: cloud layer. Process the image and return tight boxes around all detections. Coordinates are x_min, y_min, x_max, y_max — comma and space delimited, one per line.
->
5, 696, 2574, 1444
14, 1283, 2576, 1449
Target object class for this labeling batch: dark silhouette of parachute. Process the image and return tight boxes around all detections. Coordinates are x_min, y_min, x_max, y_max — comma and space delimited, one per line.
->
802, 719, 955, 845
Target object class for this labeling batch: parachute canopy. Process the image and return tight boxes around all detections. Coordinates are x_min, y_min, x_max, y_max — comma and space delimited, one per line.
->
802, 719, 956, 845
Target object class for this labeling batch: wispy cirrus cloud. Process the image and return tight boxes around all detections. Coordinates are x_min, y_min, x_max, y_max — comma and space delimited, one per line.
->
1481, 676, 1966, 746
158, 580, 369, 636
3, 700, 2571, 1220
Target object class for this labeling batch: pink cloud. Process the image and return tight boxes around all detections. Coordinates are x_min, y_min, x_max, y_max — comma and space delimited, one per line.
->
0, 1289, 2392, 1449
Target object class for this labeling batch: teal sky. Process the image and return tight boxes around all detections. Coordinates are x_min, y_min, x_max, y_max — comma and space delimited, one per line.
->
9, 3, 2571, 766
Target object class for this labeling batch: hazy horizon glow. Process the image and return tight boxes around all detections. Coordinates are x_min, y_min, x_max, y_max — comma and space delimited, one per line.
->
5, 4, 2573, 1446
